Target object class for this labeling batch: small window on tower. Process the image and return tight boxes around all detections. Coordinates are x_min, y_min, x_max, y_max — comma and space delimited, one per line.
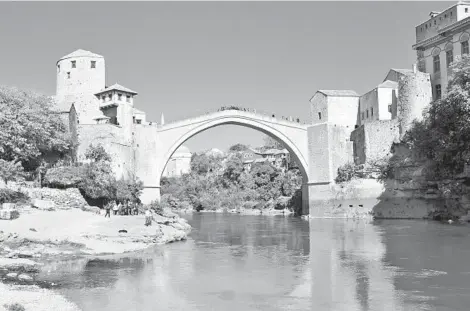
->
67, 72, 71, 79
71, 61, 76, 68
466, 8, 468, 13
318, 112, 322, 120
126, 95, 131, 103
371, 107, 374, 117
91, 61, 96, 69
118, 93, 122, 100
388, 105, 392, 113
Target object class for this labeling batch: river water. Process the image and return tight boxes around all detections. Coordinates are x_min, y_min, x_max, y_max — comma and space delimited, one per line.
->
38, 213, 470, 311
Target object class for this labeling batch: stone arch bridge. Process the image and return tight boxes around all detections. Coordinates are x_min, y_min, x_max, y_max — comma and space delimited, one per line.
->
134, 109, 353, 215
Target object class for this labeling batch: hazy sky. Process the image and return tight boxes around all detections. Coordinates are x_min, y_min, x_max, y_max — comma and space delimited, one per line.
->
0, 1, 449, 152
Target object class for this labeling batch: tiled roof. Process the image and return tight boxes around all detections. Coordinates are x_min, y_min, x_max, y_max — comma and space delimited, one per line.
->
317, 90, 359, 97
59, 49, 103, 61
95, 83, 138, 95
378, 80, 398, 89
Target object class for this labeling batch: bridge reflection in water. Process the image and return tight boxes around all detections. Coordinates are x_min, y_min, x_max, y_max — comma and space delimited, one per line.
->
37, 215, 447, 311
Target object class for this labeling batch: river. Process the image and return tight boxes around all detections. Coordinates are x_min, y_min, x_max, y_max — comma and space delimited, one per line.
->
37, 213, 470, 311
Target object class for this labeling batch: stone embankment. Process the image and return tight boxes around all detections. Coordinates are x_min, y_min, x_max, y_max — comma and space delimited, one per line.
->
0, 186, 192, 311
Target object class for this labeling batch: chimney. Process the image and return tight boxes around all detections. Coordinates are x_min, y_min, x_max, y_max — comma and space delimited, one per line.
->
412, 63, 417, 73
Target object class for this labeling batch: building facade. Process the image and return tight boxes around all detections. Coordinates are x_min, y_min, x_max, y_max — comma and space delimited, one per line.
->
413, 1, 470, 100
162, 146, 192, 178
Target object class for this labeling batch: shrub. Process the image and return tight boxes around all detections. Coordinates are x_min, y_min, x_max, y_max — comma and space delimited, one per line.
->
4, 303, 25, 311
43, 165, 85, 188
335, 162, 356, 183
0, 188, 29, 204
148, 200, 164, 215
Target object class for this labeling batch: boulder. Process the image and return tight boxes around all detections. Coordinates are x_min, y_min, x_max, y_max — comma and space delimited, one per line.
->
32, 199, 56, 211
17, 273, 33, 282
5, 272, 17, 279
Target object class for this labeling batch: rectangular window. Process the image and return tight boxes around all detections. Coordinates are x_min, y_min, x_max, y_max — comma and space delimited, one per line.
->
318, 112, 322, 120
366, 109, 369, 118
466, 8, 468, 13
126, 95, 131, 103
136, 119, 142, 124
371, 107, 374, 117
361, 112, 364, 120
436, 84, 442, 99
118, 93, 122, 100
67, 72, 70, 79
102, 96, 105, 103
388, 104, 392, 113
446, 50, 453, 67
71, 60, 76, 68
108, 94, 112, 101
91, 61, 96, 68
462, 41, 469, 55
433, 55, 440, 73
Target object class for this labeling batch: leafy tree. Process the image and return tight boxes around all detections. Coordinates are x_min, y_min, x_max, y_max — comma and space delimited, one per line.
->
0, 86, 71, 171
79, 161, 116, 200
85, 144, 112, 162
223, 153, 245, 184
229, 144, 249, 152
115, 177, 144, 203
0, 159, 25, 185
403, 54, 470, 178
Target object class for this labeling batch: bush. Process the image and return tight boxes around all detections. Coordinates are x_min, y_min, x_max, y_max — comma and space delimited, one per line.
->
335, 162, 356, 183
148, 200, 164, 215
0, 188, 29, 204
3, 303, 25, 311
43, 165, 85, 188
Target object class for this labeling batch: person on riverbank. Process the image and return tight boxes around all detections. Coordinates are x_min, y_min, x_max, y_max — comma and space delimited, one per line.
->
113, 201, 119, 216
104, 203, 111, 218
145, 208, 152, 226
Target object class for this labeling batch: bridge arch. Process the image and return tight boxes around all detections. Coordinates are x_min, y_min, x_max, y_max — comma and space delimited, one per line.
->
157, 114, 309, 183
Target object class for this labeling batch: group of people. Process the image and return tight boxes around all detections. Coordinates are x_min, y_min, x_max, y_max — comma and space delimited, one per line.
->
104, 201, 139, 218
103, 201, 154, 227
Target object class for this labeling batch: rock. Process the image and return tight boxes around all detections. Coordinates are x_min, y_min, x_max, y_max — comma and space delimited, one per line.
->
29, 228, 37, 232
32, 199, 56, 211
5, 272, 18, 279
118, 229, 128, 233
0, 258, 42, 273
17, 251, 34, 259
18, 273, 33, 282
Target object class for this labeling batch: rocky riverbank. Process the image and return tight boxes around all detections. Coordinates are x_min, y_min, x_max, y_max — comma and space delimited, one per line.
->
0, 206, 191, 311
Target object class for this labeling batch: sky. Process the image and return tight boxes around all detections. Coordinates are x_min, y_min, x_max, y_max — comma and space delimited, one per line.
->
0, 1, 452, 153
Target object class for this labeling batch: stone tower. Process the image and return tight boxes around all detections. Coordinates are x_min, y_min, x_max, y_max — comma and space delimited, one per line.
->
55, 49, 106, 124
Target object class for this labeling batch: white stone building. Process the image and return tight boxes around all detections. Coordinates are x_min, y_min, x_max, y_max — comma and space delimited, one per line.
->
162, 146, 192, 178
413, 1, 470, 99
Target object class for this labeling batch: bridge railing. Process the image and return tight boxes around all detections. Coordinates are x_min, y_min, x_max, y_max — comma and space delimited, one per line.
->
158, 106, 311, 127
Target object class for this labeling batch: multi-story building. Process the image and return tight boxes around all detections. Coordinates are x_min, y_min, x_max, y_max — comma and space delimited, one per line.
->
413, 1, 470, 99
162, 146, 192, 177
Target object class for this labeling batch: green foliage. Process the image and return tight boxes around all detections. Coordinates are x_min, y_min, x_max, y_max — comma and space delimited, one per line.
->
43, 165, 85, 188
115, 177, 144, 203
79, 161, 116, 200
190, 153, 222, 174
0, 188, 29, 204
335, 162, 357, 183
0, 85, 71, 171
0, 159, 25, 185
3, 303, 25, 311
85, 143, 112, 163
403, 54, 470, 178
223, 153, 245, 184
228, 144, 249, 152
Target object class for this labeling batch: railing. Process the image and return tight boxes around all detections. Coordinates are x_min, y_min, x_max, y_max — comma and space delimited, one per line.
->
159, 105, 311, 127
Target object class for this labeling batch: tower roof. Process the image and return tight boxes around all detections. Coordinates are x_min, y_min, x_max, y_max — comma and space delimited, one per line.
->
95, 83, 138, 96
58, 49, 103, 63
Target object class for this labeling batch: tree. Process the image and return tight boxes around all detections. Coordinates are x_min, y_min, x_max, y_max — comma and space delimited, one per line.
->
190, 153, 221, 175
85, 144, 112, 162
403, 54, 470, 177
0, 86, 71, 171
79, 161, 116, 200
0, 159, 25, 185
223, 153, 245, 184
229, 144, 249, 153
115, 177, 144, 203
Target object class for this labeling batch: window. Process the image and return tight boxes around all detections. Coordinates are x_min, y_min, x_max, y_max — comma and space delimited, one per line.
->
436, 84, 442, 99
126, 95, 131, 103
446, 50, 453, 67
434, 20, 436, 25
361, 112, 364, 120
466, 8, 468, 13
108, 94, 112, 101
91, 61, 96, 68
366, 109, 369, 118
388, 105, 392, 113
433, 55, 440, 73
371, 107, 374, 117
71, 60, 76, 68
451, 11, 453, 16
102, 96, 105, 103
67, 72, 71, 79
136, 119, 142, 124
462, 41, 469, 55
118, 93, 122, 100
318, 112, 322, 120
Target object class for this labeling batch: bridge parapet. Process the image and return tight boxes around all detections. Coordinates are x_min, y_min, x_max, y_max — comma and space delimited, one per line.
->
158, 107, 309, 131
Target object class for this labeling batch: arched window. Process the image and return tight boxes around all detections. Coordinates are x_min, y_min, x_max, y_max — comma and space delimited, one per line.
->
432, 47, 441, 73
445, 42, 454, 67
460, 32, 470, 55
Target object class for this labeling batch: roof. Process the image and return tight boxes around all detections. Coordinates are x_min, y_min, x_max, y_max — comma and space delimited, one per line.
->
317, 90, 359, 97
377, 80, 398, 89
133, 108, 145, 115
58, 49, 103, 62
254, 148, 289, 155
174, 145, 191, 155
95, 83, 138, 96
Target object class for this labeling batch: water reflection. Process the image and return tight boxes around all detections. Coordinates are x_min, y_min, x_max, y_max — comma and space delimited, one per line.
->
37, 214, 470, 311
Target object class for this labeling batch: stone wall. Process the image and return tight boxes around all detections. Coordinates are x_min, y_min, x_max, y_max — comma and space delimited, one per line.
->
350, 120, 399, 165
22, 187, 89, 209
